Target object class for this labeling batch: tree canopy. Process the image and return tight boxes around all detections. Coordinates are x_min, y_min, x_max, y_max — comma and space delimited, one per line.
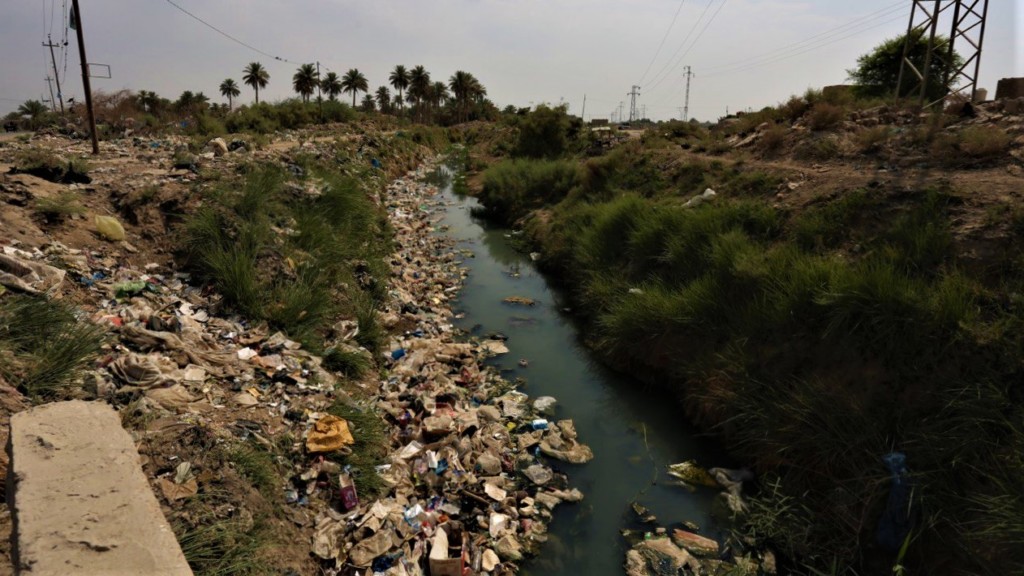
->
242, 62, 270, 104
848, 31, 964, 101
292, 64, 318, 103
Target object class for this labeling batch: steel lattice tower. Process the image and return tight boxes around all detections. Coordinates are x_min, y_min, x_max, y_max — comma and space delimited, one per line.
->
896, 0, 990, 107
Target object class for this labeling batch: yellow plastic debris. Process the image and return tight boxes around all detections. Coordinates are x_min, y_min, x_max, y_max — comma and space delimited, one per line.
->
306, 415, 356, 453
95, 215, 126, 241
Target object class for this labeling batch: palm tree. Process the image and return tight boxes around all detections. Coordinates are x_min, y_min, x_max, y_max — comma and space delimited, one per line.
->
408, 65, 431, 110
219, 79, 240, 110
17, 100, 47, 121
341, 69, 369, 107
242, 62, 270, 104
136, 90, 160, 113
389, 65, 410, 110
431, 81, 450, 109
321, 72, 342, 101
449, 71, 474, 123
375, 86, 391, 113
360, 94, 376, 112
292, 63, 318, 103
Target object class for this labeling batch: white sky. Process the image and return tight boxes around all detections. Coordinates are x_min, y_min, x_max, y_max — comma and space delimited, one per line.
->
1, 0, 1021, 122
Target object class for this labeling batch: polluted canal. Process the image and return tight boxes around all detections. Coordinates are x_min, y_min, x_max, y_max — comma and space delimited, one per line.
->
431, 166, 729, 575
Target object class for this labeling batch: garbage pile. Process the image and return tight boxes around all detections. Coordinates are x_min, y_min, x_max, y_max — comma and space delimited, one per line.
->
2, 126, 588, 574
301, 163, 592, 574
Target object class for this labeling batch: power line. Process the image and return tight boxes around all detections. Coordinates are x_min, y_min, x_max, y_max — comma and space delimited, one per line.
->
701, 10, 909, 78
643, 0, 718, 91
700, 3, 906, 78
161, 0, 297, 64
637, 0, 689, 85
645, 0, 729, 93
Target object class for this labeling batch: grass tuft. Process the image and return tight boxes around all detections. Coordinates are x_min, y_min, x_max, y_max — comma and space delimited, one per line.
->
0, 294, 105, 397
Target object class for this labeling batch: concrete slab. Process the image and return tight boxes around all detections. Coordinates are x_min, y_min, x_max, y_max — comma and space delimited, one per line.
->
6, 400, 192, 575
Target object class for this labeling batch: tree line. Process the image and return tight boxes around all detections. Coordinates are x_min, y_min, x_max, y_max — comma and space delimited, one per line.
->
216, 61, 490, 124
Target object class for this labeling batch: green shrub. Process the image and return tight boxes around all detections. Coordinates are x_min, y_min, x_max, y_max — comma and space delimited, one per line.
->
514, 104, 572, 159
477, 158, 581, 224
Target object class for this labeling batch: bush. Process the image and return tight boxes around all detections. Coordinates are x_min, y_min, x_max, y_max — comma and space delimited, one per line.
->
958, 126, 1011, 159
477, 159, 581, 224
759, 125, 788, 155
514, 104, 571, 159
807, 103, 846, 131
854, 126, 892, 153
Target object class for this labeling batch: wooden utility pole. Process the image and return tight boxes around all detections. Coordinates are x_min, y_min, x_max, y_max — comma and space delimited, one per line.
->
42, 35, 65, 114
71, 0, 99, 154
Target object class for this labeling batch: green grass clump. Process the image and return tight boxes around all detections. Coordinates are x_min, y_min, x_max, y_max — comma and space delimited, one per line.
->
323, 347, 371, 379
794, 190, 876, 251
229, 445, 279, 501
180, 162, 391, 347
13, 148, 90, 183
33, 191, 86, 220
176, 518, 272, 576
0, 294, 105, 397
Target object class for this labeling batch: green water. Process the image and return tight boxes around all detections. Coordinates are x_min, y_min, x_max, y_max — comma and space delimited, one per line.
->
435, 173, 729, 575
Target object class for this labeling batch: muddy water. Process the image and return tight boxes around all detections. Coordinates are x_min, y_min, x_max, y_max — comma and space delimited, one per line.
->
435, 171, 729, 575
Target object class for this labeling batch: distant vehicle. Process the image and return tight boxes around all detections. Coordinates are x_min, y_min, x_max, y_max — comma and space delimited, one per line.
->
3, 121, 18, 133
619, 123, 631, 129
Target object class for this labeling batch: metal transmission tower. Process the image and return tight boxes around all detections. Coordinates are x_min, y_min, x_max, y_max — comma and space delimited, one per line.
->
627, 85, 641, 123
682, 66, 694, 121
895, 0, 990, 107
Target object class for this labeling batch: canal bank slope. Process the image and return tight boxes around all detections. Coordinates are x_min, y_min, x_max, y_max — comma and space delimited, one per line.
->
462, 103, 1024, 575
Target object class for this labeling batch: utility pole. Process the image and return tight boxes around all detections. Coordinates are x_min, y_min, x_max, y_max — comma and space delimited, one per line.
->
71, 0, 98, 154
43, 35, 65, 114
683, 66, 694, 122
641, 105, 647, 121
627, 85, 640, 123
44, 76, 57, 112
581, 94, 586, 122
617, 101, 625, 124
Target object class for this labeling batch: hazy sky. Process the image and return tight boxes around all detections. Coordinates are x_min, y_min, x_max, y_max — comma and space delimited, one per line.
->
2, 0, 1021, 121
